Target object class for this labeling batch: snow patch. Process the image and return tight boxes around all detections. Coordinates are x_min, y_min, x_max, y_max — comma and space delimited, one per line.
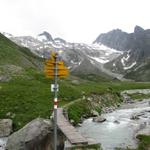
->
90, 59, 95, 65
92, 43, 123, 54
21, 42, 28, 47
121, 52, 131, 67
37, 35, 47, 42
68, 66, 72, 69
51, 43, 63, 48
78, 61, 82, 65
124, 53, 130, 61
113, 63, 116, 67
89, 56, 109, 64
124, 62, 136, 70
121, 57, 126, 66
2, 32, 13, 38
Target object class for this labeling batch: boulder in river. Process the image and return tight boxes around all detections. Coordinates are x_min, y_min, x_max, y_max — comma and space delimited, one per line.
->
114, 120, 120, 124
93, 116, 106, 123
0, 119, 12, 137
130, 111, 145, 120
5, 118, 65, 150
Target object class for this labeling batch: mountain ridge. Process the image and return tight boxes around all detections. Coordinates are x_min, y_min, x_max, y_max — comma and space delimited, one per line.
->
2, 25, 150, 81
98, 26, 150, 81
2, 31, 122, 80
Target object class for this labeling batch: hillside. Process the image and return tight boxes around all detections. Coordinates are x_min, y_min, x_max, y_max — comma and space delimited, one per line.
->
0, 33, 43, 81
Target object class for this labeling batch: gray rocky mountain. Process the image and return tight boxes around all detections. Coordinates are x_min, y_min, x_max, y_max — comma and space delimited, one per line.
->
94, 26, 150, 81
93, 29, 130, 51
2, 31, 122, 80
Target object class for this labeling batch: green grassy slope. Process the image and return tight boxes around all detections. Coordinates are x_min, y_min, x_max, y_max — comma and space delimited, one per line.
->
0, 33, 42, 69
0, 33, 44, 82
136, 135, 150, 150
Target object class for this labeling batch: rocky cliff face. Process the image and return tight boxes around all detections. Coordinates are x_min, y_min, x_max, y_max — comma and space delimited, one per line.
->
96, 26, 150, 81
93, 29, 130, 51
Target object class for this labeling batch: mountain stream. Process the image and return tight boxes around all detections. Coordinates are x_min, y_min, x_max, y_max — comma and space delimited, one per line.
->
78, 99, 150, 150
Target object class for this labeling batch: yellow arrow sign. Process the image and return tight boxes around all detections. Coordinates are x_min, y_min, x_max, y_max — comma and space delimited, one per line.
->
45, 70, 69, 76
44, 66, 68, 71
46, 75, 67, 79
44, 52, 69, 79
45, 60, 64, 65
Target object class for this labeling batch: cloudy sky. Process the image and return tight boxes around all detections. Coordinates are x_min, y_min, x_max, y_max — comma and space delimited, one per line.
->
0, 0, 150, 43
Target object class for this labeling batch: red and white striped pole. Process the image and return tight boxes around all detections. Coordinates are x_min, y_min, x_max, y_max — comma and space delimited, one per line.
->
54, 98, 58, 109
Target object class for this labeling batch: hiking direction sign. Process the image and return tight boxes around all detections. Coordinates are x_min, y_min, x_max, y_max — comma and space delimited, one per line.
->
44, 52, 69, 79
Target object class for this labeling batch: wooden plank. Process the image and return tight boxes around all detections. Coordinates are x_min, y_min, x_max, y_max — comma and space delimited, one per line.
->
56, 108, 88, 145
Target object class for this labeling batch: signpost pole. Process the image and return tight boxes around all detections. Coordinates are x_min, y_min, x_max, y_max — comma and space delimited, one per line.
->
54, 53, 58, 150
44, 51, 69, 150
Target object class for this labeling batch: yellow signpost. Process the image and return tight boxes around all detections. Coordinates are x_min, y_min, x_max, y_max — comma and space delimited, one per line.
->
44, 61, 69, 78
44, 51, 68, 150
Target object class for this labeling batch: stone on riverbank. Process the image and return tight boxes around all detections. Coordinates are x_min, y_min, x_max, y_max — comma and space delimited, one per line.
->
6, 118, 65, 150
93, 116, 106, 123
0, 119, 12, 137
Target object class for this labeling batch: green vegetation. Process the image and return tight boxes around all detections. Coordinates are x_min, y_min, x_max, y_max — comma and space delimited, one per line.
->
66, 91, 121, 125
67, 99, 92, 124
128, 93, 150, 100
0, 33, 42, 69
1, 73, 150, 130
136, 135, 150, 150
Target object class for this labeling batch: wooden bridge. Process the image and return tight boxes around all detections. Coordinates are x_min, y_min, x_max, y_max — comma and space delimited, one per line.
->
56, 108, 99, 149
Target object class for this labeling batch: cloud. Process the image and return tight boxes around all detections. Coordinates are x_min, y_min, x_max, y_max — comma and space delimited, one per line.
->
0, 0, 150, 43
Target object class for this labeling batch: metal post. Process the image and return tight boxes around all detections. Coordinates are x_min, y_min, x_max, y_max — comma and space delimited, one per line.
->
54, 53, 58, 150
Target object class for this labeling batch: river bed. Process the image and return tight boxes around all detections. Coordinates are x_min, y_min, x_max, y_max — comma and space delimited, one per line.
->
78, 99, 150, 150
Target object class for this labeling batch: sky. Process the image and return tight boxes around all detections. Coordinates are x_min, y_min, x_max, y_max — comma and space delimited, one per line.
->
0, 0, 150, 43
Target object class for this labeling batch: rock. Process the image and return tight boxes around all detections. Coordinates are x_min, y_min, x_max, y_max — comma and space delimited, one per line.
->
130, 112, 145, 120
82, 95, 86, 100
87, 97, 92, 101
6, 112, 16, 119
130, 115, 140, 120
10, 113, 16, 119
0, 119, 12, 137
6, 112, 11, 117
102, 107, 115, 113
6, 118, 65, 150
91, 110, 99, 117
71, 80, 80, 85
114, 120, 120, 124
77, 123, 82, 127
70, 119, 75, 124
93, 116, 106, 123
0, 75, 11, 82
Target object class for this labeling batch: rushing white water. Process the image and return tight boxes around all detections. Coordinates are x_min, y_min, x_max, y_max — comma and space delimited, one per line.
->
78, 99, 150, 150
0, 137, 8, 150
